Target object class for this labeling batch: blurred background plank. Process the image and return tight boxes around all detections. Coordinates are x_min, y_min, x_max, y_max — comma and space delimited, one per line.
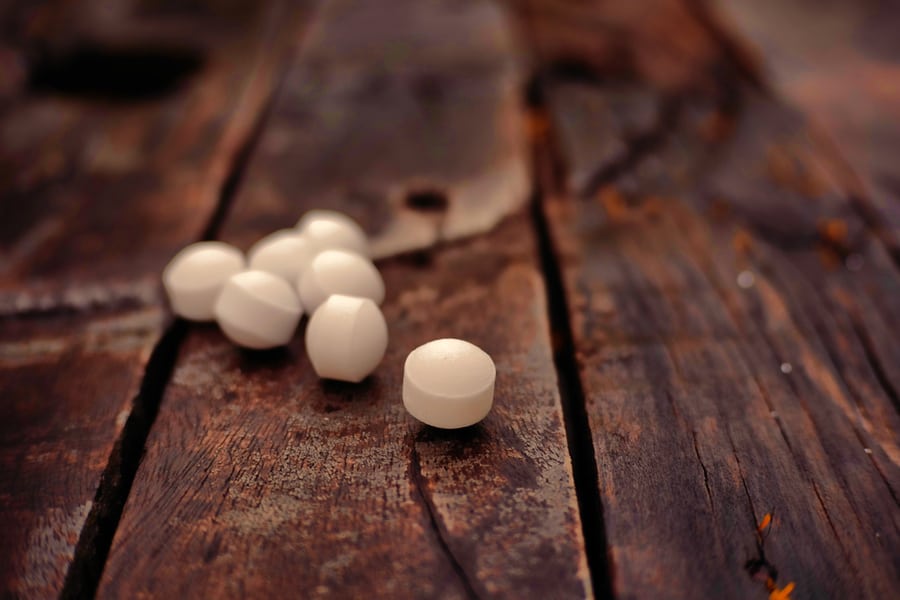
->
217, 0, 528, 259
0, 308, 162, 598
98, 0, 591, 597
0, 0, 310, 596
708, 0, 900, 254
0, 0, 301, 310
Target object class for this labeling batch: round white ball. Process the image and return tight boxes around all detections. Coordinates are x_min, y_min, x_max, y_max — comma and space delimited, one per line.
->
296, 249, 385, 312
162, 241, 244, 321
214, 270, 302, 349
305, 294, 388, 382
247, 229, 316, 284
403, 338, 496, 429
296, 210, 369, 257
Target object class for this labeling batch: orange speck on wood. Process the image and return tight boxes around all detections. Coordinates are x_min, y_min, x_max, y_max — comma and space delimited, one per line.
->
732, 229, 753, 254
597, 186, 630, 222
816, 244, 842, 270
708, 198, 731, 221
767, 145, 794, 184
769, 581, 795, 600
819, 218, 848, 246
767, 144, 824, 196
698, 111, 734, 142
758, 513, 772, 532
641, 196, 666, 220
526, 111, 549, 141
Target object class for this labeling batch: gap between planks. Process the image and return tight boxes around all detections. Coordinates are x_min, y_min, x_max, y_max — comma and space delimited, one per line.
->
57, 42, 292, 600
55, 6, 625, 600
525, 79, 616, 599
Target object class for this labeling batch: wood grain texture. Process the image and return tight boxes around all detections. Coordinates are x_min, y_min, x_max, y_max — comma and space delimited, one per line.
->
0, 0, 301, 314
98, 0, 589, 597
540, 60, 900, 600
510, 0, 723, 91
99, 215, 591, 598
0, 1, 307, 596
220, 0, 528, 260
0, 307, 162, 597
707, 0, 900, 252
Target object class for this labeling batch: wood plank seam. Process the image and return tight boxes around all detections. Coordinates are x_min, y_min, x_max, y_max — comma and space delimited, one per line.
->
59, 320, 186, 599
512, 0, 899, 596
527, 89, 614, 599
57, 20, 299, 596
89, 2, 593, 597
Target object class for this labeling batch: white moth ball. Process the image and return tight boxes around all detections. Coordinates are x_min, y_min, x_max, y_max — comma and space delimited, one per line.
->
296, 210, 369, 257
296, 249, 385, 312
214, 270, 302, 349
162, 241, 244, 321
305, 294, 388, 382
247, 229, 316, 284
403, 338, 496, 429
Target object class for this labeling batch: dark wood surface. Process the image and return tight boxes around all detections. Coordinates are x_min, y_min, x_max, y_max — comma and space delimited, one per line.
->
1, 0, 898, 598
97, 1, 588, 596
1, 0, 307, 595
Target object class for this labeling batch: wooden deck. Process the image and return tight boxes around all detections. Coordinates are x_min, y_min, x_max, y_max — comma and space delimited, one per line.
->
1, 0, 898, 598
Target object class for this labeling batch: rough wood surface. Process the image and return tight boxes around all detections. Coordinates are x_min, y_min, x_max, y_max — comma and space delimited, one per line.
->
708, 0, 900, 253
528, 1, 900, 594
98, 0, 590, 597
99, 217, 590, 599
220, 0, 528, 259
0, 308, 161, 597
0, 0, 300, 313
2, 0, 899, 597
0, 1, 305, 596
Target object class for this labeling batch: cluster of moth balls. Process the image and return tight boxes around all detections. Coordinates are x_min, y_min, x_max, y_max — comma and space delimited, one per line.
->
162, 209, 496, 429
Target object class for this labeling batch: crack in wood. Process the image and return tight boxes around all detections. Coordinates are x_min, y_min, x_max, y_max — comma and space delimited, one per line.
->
843, 312, 900, 508
845, 309, 900, 424
59, 319, 187, 599
528, 104, 614, 600
690, 428, 715, 514
725, 429, 778, 585
806, 478, 871, 593
408, 441, 480, 600
666, 387, 716, 515
681, 0, 766, 90
579, 96, 680, 200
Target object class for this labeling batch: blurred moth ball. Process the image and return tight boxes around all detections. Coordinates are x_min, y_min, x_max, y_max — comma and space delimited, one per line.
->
305, 294, 388, 382
162, 241, 244, 321
403, 338, 496, 429
296, 209, 369, 257
247, 229, 316, 284
297, 249, 385, 312
214, 270, 302, 349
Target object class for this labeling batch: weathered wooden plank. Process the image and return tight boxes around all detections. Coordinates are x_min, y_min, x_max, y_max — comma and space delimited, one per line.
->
100, 217, 590, 599
220, 0, 528, 259
0, 0, 301, 312
0, 308, 161, 597
541, 69, 900, 600
509, 0, 722, 90
0, 2, 308, 596
98, 0, 591, 597
707, 0, 900, 252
